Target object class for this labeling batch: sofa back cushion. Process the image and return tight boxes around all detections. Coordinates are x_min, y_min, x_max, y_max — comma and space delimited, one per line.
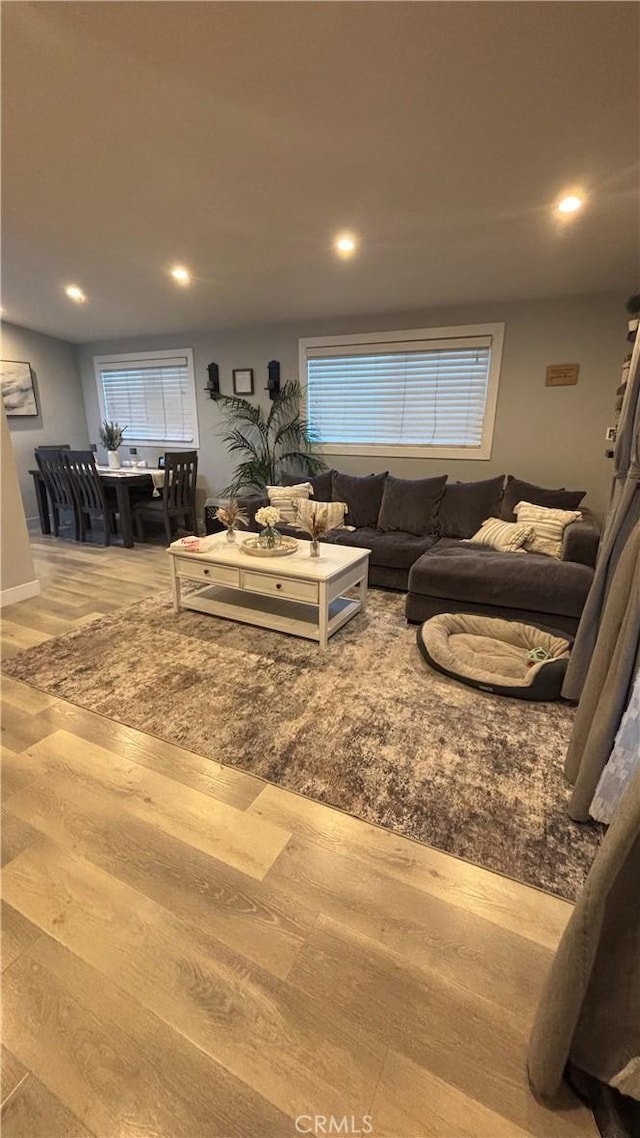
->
438, 476, 505, 538
332, 471, 388, 528
281, 468, 335, 500
502, 476, 585, 521
377, 474, 448, 536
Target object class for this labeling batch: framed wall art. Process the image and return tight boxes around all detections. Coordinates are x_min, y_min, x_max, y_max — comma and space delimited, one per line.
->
1, 359, 38, 416
232, 368, 254, 395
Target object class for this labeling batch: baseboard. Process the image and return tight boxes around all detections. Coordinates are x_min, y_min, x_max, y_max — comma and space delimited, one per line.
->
1, 578, 41, 608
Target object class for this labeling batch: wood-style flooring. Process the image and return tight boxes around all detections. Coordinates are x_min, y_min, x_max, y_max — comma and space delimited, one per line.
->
0, 537, 597, 1137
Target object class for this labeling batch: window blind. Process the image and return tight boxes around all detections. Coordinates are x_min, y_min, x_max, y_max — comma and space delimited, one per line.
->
98, 355, 196, 444
306, 340, 492, 449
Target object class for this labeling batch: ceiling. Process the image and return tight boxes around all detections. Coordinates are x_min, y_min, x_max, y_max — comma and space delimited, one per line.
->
2, 1, 639, 344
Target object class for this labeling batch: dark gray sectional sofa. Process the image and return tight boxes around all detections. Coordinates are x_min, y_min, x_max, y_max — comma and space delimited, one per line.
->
232, 469, 600, 635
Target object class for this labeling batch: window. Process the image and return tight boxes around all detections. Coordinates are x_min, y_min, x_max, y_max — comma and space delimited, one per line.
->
93, 348, 199, 447
299, 324, 504, 460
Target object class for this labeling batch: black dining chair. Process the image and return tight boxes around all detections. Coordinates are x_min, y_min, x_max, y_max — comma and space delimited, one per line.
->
64, 450, 117, 546
134, 450, 198, 544
35, 447, 79, 539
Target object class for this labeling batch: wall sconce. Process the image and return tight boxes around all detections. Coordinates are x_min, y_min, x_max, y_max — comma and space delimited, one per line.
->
205, 361, 220, 400
267, 359, 281, 401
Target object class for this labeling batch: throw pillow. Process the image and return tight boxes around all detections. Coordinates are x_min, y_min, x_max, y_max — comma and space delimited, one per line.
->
294, 499, 349, 531
267, 483, 312, 524
331, 471, 388, 528
281, 468, 334, 500
377, 474, 448, 536
502, 477, 585, 521
514, 501, 582, 559
465, 517, 534, 553
438, 476, 506, 538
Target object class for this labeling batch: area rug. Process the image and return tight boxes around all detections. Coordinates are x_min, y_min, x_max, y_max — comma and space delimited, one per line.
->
3, 589, 601, 900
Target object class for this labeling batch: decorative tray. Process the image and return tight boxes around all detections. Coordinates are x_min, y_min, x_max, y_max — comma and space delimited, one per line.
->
241, 536, 298, 557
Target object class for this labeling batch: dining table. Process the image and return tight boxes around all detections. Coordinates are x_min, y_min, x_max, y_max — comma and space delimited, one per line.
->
29, 465, 166, 548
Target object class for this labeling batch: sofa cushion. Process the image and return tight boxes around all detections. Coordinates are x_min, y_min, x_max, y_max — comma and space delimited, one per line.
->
327, 527, 439, 570
408, 539, 594, 618
377, 474, 447, 536
332, 471, 388, 528
281, 468, 335, 500
438, 476, 505, 538
466, 516, 534, 553
502, 477, 585, 521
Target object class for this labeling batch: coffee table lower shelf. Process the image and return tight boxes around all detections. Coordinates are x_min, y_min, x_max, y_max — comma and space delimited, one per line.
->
180, 584, 362, 646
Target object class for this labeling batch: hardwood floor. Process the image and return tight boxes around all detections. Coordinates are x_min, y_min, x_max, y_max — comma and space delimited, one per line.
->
0, 536, 597, 1137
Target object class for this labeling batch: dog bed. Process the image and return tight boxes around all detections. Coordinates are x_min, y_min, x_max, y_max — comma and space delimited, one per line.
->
417, 613, 572, 701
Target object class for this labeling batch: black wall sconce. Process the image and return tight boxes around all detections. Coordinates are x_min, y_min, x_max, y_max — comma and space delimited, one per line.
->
267, 359, 281, 400
205, 361, 220, 400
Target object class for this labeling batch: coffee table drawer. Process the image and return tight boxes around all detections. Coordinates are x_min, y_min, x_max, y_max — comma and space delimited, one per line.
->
175, 559, 240, 587
242, 569, 319, 604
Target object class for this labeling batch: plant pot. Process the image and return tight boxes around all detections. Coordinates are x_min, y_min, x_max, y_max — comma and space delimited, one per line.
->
108, 450, 121, 470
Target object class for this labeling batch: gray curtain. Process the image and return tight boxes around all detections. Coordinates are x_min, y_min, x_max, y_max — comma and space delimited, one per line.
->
563, 332, 640, 701
528, 769, 640, 1102
564, 520, 640, 820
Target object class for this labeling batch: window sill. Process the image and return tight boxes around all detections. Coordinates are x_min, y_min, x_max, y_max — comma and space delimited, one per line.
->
316, 443, 492, 461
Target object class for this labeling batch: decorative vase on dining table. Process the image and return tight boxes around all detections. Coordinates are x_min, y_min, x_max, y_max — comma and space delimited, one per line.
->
107, 450, 122, 470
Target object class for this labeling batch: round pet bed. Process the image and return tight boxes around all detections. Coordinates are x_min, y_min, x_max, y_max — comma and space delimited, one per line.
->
417, 613, 573, 701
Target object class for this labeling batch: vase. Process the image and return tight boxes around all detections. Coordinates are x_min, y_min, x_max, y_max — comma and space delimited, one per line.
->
259, 525, 281, 550
310, 538, 320, 558
225, 526, 236, 543
107, 450, 121, 470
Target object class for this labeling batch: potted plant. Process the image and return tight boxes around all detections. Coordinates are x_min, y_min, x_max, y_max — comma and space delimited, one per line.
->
99, 420, 126, 469
215, 380, 326, 496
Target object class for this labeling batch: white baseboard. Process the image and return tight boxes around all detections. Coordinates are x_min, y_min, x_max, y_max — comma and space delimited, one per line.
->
1, 578, 41, 608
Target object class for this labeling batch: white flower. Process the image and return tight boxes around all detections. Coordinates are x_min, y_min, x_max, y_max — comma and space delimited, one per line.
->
255, 505, 280, 528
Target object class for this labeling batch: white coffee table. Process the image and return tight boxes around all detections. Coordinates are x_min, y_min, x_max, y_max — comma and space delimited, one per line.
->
168, 535, 370, 649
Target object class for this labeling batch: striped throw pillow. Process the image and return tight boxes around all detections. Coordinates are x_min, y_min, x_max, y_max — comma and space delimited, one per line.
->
294, 499, 349, 531
465, 517, 534, 553
267, 483, 312, 524
514, 501, 582, 559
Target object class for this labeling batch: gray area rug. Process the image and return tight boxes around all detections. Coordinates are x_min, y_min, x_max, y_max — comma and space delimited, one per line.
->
4, 589, 601, 900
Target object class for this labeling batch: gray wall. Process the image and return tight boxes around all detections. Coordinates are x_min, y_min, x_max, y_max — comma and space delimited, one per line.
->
77, 291, 623, 518
1, 321, 89, 520
1, 406, 38, 602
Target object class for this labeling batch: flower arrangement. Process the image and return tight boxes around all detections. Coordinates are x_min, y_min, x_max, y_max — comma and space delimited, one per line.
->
255, 505, 282, 549
99, 420, 126, 451
215, 500, 249, 542
294, 504, 331, 557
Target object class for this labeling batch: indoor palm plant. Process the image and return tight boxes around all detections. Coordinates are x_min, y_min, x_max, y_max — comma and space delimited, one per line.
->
99, 420, 126, 469
216, 380, 326, 496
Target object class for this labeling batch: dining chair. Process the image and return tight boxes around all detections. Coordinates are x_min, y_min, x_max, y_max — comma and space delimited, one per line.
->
64, 450, 117, 545
35, 447, 79, 539
134, 450, 198, 544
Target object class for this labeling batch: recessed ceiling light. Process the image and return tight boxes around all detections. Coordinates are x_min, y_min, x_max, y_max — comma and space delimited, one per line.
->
335, 234, 357, 256
170, 265, 191, 285
557, 195, 583, 215
65, 285, 87, 303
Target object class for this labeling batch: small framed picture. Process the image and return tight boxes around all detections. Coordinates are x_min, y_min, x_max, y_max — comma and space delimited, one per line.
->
233, 368, 254, 395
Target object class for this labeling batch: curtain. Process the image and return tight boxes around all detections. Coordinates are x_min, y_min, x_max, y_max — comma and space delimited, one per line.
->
528, 769, 640, 1102
590, 669, 640, 823
563, 521, 640, 821
562, 331, 640, 701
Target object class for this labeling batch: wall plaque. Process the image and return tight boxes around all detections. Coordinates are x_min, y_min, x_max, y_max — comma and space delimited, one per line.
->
546, 363, 579, 387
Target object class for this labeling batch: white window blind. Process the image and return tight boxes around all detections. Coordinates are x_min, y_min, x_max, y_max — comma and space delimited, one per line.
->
307, 339, 491, 449
94, 350, 198, 446
300, 325, 504, 460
